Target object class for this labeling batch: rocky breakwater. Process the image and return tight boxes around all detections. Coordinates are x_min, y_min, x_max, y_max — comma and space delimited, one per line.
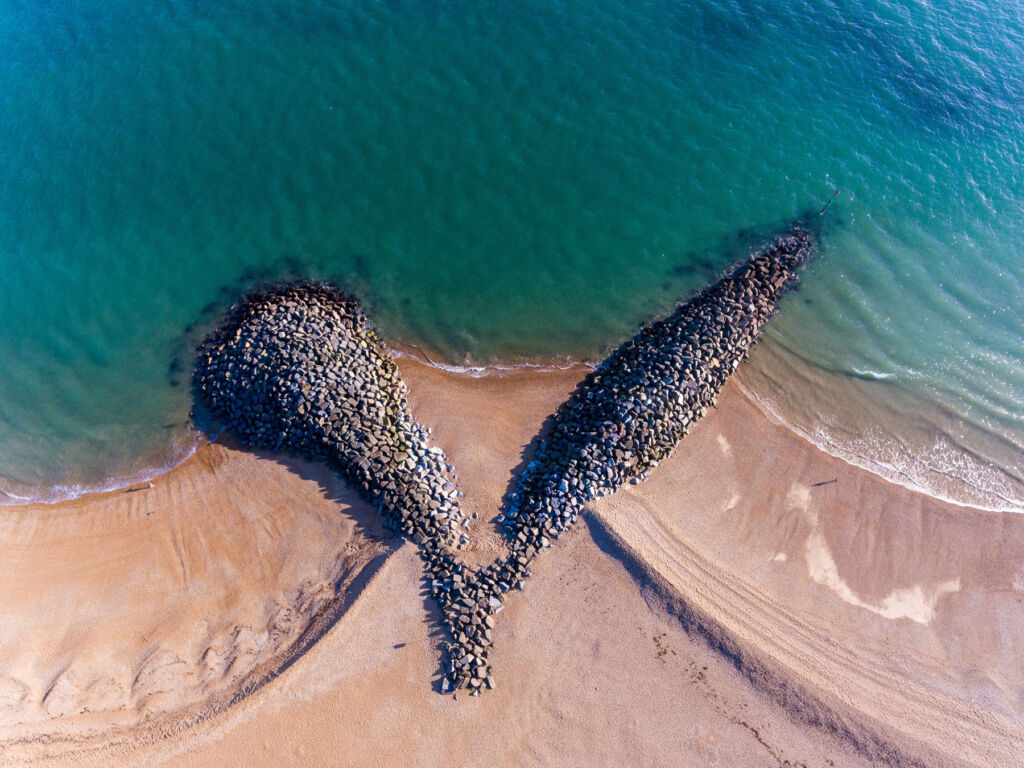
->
193, 283, 496, 691
503, 227, 814, 539
447, 228, 816, 692
192, 227, 813, 698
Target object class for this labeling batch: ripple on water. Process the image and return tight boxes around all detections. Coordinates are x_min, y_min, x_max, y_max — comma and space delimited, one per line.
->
0, 0, 1021, 509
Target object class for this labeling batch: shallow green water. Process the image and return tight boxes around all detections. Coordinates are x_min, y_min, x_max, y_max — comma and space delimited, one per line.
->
0, 0, 1021, 507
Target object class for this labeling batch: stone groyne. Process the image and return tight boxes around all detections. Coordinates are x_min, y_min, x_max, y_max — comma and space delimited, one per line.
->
193, 227, 813, 696
446, 227, 814, 693
193, 284, 499, 692
502, 227, 814, 541
193, 283, 467, 548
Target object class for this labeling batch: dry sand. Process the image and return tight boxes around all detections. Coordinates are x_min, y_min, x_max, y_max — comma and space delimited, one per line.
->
0, 354, 1021, 767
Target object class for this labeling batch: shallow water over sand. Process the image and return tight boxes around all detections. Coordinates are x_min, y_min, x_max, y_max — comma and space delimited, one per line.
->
0, 0, 1021, 508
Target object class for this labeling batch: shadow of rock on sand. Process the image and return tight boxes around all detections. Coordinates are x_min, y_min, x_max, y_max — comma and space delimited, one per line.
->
240, 439, 388, 544
150, 439, 402, 729
198, 440, 398, 696
580, 511, 931, 768
580, 373, 1024, 768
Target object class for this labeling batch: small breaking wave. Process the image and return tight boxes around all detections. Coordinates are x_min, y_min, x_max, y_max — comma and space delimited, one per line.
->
737, 379, 1024, 514
390, 343, 592, 378
850, 368, 893, 381
0, 434, 199, 507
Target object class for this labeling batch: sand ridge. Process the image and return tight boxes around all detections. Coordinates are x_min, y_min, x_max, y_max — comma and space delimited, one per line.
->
0, 440, 392, 762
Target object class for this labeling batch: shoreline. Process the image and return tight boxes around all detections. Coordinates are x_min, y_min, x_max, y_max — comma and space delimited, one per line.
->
0, 439, 201, 509
735, 377, 1024, 515
3, 337, 1019, 517
0, 339, 591, 509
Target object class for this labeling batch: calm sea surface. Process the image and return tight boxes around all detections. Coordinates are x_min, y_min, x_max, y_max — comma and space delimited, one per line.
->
1, 0, 1021, 508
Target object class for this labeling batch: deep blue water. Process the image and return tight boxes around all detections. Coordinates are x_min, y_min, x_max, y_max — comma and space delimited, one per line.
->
0, 0, 1021, 508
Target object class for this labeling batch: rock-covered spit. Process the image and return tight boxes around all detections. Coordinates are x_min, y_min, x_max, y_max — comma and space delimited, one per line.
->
450, 227, 814, 692
193, 283, 500, 693
503, 228, 814, 540
193, 283, 466, 546
192, 227, 813, 696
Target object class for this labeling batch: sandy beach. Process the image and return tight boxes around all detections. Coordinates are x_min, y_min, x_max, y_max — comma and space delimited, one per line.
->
0, 352, 1021, 767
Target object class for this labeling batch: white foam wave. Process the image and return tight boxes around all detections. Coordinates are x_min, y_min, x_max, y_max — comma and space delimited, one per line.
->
851, 368, 893, 380
0, 435, 200, 507
390, 345, 592, 378
737, 380, 1024, 514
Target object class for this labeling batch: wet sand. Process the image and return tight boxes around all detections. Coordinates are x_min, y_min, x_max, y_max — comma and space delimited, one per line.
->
0, 356, 1021, 767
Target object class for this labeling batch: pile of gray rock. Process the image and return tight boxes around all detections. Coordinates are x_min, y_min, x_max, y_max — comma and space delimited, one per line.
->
440, 228, 813, 694
193, 283, 467, 547
192, 228, 812, 696
501, 228, 814, 542
193, 283, 502, 693
457, 228, 815, 685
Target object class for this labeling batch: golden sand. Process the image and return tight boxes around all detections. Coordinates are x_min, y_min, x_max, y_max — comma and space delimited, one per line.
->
0, 357, 1021, 767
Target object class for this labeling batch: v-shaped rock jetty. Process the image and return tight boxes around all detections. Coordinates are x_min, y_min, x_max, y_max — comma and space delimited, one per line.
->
193, 227, 814, 696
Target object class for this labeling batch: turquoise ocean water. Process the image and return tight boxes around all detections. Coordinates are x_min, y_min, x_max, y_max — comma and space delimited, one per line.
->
0, 0, 1021, 508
